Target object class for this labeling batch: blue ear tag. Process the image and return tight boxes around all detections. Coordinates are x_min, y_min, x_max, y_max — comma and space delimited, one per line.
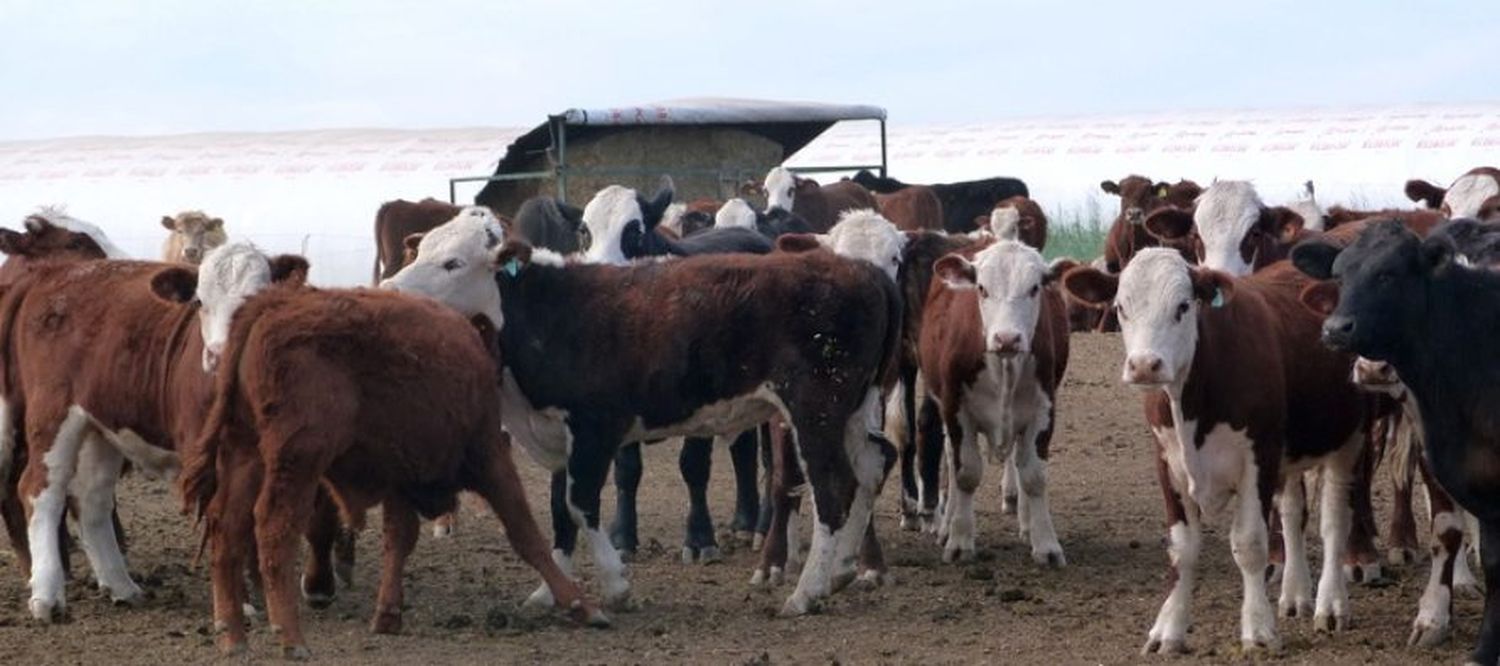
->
503, 258, 521, 277
1210, 289, 1225, 308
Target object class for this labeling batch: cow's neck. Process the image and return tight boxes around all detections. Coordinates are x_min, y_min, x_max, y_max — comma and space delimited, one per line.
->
1394, 272, 1500, 459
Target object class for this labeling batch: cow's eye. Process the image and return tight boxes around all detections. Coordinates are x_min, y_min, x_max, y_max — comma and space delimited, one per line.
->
1175, 301, 1190, 321
1029, 283, 1040, 297
977, 285, 989, 298
442, 258, 463, 271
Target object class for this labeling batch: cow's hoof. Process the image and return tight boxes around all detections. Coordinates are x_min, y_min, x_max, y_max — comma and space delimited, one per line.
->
217, 636, 247, 656
831, 569, 857, 593
751, 534, 765, 551
1314, 612, 1350, 632
779, 594, 821, 617
282, 644, 312, 661
301, 575, 335, 609
242, 603, 260, 620
1387, 547, 1418, 566
852, 569, 889, 590
750, 567, 785, 587
1141, 638, 1188, 655
1241, 636, 1281, 655
1344, 561, 1383, 585
603, 590, 634, 612
681, 545, 721, 565
733, 530, 756, 544
110, 588, 146, 608
1032, 547, 1066, 568
1409, 621, 1450, 648
523, 583, 554, 611
370, 607, 402, 635
749, 569, 767, 587
568, 600, 611, 628
1001, 496, 1018, 516
1278, 598, 1312, 619
941, 544, 975, 564
431, 523, 453, 539
28, 597, 60, 623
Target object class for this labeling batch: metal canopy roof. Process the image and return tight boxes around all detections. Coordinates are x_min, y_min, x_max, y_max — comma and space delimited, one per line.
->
557, 97, 887, 126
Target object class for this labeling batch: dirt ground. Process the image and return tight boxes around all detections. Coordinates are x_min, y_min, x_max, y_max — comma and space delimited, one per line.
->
0, 332, 1480, 664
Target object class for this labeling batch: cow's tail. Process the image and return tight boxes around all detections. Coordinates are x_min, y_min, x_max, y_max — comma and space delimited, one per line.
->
179, 318, 255, 523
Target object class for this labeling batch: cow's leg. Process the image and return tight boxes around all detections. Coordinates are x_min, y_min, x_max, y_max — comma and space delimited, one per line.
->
679, 436, 720, 564
751, 418, 801, 586
1314, 442, 1358, 632
729, 429, 760, 542
855, 431, 896, 585
1015, 414, 1063, 567
370, 498, 419, 635
885, 371, 919, 530
524, 471, 579, 609
1143, 452, 1200, 655
941, 415, 980, 563
1387, 413, 1420, 565
781, 416, 857, 616
569, 437, 631, 608
1468, 519, 1500, 666
1229, 454, 1278, 652
22, 405, 90, 622
1276, 475, 1314, 619
1266, 483, 1288, 585
254, 457, 323, 659
71, 431, 142, 605
754, 424, 774, 548
828, 402, 888, 594
1344, 428, 1383, 584
2, 490, 29, 574
471, 432, 606, 627
608, 442, 641, 558
300, 489, 342, 607
209, 444, 261, 655
915, 395, 944, 534
1000, 451, 1019, 516
1410, 456, 1462, 647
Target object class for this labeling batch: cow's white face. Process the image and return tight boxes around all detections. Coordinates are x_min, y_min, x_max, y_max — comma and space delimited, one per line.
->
990, 206, 1021, 241
195, 242, 275, 372
822, 209, 906, 281
939, 240, 1049, 356
582, 185, 643, 265
381, 206, 507, 327
1115, 249, 1200, 387
1444, 172, 1500, 218
715, 198, 758, 230
765, 166, 797, 212
29, 206, 129, 259
1194, 180, 1262, 276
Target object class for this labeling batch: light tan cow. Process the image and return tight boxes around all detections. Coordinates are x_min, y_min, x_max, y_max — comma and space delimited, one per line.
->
160, 211, 226, 264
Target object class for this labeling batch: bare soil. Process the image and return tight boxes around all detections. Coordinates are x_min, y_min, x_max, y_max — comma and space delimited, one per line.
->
0, 332, 1478, 664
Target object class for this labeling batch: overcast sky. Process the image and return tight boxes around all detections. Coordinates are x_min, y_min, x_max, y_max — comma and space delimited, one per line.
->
2, 0, 1495, 141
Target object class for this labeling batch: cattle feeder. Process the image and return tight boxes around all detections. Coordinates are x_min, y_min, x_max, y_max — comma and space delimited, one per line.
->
449, 97, 887, 212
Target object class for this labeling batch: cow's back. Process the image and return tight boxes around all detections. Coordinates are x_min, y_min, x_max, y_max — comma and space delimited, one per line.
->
875, 187, 943, 232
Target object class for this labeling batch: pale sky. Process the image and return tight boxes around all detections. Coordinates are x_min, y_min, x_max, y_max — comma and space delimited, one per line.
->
2, 0, 1496, 141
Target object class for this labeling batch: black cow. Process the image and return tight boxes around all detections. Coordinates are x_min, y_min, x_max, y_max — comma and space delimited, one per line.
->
514, 196, 591, 255
851, 170, 1029, 234
1292, 219, 1500, 665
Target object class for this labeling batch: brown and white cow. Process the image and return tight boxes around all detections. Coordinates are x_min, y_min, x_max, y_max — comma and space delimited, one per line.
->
763, 166, 880, 233
1405, 166, 1500, 219
160, 210, 226, 264
984, 196, 1049, 251
383, 211, 902, 617
1064, 251, 1367, 653
167, 246, 604, 658
920, 239, 1069, 565
1141, 180, 1309, 276
0, 240, 313, 622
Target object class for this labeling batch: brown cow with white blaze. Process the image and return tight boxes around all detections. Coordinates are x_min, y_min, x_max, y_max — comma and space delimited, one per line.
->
1064, 250, 1367, 654
383, 210, 902, 618
165, 246, 604, 658
921, 239, 1069, 565
763, 166, 880, 233
1405, 166, 1500, 219
873, 185, 944, 232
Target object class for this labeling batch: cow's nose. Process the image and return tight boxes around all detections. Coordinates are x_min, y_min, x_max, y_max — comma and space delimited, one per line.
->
1126, 207, 1144, 224
990, 332, 1023, 355
1123, 354, 1166, 385
202, 348, 221, 373
183, 247, 202, 262
1322, 316, 1356, 349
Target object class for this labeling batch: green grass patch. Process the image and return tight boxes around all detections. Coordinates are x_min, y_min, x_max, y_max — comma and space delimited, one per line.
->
1043, 201, 1109, 261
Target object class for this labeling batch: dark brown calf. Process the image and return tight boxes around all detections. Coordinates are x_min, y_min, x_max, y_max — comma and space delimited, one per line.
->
1100, 175, 1202, 273
171, 285, 602, 658
372, 198, 466, 283
875, 185, 944, 232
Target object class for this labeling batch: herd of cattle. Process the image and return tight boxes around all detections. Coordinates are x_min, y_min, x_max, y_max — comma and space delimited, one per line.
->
1, 163, 1500, 662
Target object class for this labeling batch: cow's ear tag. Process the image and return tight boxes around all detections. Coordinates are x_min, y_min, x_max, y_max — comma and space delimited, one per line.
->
1210, 289, 1225, 308
503, 258, 522, 277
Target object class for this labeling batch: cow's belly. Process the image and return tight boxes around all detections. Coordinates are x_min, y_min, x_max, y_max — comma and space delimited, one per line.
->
1154, 419, 1252, 516
499, 370, 571, 471
624, 383, 786, 442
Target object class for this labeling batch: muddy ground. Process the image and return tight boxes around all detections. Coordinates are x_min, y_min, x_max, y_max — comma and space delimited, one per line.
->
0, 332, 1480, 664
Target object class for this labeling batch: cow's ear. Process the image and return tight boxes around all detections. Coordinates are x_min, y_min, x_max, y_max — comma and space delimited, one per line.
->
1190, 268, 1235, 307
160, 215, 176, 231
645, 176, 675, 223
1061, 267, 1117, 306
1100, 180, 1120, 195
1420, 235, 1456, 274
1404, 179, 1446, 209
1046, 258, 1080, 285
1262, 206, 1305, 243
934, 254, 977, 290
1290, 240, 1341, 280
150, 266, 199, 303
402, 232, 425, 257
268, 255, 310, 286
1299, 281, 1339, 317
490, 239, 533, 277
0, 228, 27, 256
207, 217, 224, 231
1144, 206, 1195, 238
775, 233, 824, 254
